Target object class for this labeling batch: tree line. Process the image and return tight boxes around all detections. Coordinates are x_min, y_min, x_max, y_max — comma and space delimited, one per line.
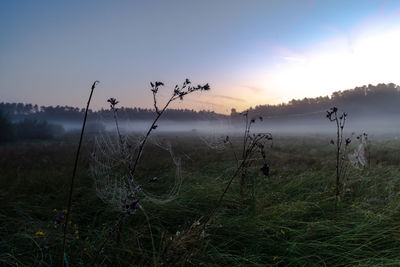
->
231, 83, 400, 120
0, 103, 223, 122
2, 83, 399, 125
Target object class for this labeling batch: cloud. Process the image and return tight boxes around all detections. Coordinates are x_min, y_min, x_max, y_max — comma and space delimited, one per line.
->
241, 85, 263, 94
187, 99, 226, 108
211, 94, 246, 103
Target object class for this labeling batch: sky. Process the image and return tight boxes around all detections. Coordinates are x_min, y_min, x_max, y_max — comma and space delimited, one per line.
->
2, 0, 400, 114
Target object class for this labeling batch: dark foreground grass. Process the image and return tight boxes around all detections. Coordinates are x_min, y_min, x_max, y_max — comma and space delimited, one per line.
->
1, 134, 400, 266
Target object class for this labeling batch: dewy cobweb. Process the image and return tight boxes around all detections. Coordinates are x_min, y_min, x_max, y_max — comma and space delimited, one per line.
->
90, 127, 182, 211
198, 134, 227, 152
90, 79, 209, 214
348, 133, 368, 169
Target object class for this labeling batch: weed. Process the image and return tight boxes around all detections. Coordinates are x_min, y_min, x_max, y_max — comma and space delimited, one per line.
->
62, 80, 99, 266
326, 106, 352, 205
90, 79, 210, 264
203, 111, 272, 228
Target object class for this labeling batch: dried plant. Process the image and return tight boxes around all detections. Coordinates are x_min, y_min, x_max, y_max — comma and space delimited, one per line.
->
202, 111, 272, 228
62, 80, 99, 267
90, 79, 210, 264
238, 111, 273, 197
326, 106, 352, 205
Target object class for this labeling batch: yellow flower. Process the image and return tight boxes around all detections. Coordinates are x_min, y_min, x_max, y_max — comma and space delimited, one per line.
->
280, 229, 286, 235
273, 256, 278, 261
74, 230, 79, 235
53, 208, 57, 212
35, 231, 44, 236
63, 209, 68, 214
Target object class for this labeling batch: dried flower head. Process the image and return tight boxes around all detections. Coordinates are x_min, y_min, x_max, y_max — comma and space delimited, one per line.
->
107, 98, 119, 110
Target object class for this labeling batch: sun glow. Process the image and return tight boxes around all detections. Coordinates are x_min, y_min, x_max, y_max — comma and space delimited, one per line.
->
266, 27, 400, 102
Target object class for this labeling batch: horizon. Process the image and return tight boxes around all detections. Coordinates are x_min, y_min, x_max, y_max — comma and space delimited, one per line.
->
2, 82, 399, 115
2, 1, 400, 114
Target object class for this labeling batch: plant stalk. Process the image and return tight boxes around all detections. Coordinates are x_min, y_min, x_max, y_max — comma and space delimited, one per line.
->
62, 80, 98, 267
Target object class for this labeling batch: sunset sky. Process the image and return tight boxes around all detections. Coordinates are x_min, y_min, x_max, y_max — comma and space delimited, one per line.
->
2, 0, 400, 113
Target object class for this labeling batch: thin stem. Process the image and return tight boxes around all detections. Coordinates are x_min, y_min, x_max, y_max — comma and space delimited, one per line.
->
93, 96, 174, 264
112, 108, 123, 144
335, 114, 340, 206
153, 91, 160, 115
129, 98, 173, 183
203, 140, 258, 229
93, 80, 209, 264
62, 80, 98, 267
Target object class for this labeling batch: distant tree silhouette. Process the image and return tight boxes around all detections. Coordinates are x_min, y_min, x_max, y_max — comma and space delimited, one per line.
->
2, 83, 400, 124
0, 102, 222, 122
231, 83, 400, 121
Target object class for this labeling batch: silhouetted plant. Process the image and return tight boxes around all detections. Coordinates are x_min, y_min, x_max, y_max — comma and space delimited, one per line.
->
62, 80, 99, 267
326, 106, 352, 205
107, 97, 123, 141
203, 111, 272, 228
238, 111, 272, 197
91, 79, 210, 264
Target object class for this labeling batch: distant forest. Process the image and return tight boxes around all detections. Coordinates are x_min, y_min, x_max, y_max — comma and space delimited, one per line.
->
0, 104, 223, 122
232, 83, 400, 121
2, 83, 400, 123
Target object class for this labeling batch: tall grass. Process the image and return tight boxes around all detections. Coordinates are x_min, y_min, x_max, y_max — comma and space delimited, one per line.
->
3, 136, 400, 265
2, 94, 400, 266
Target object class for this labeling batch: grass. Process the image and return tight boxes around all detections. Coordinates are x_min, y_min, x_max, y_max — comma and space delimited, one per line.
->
1, 133, 400, 266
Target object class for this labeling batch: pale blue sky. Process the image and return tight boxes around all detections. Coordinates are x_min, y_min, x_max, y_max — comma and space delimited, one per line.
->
2, 0, 400, 113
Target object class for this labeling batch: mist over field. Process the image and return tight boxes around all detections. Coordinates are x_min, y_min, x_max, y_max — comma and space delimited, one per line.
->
4, 82, 400, 138
3, 1, 400, 266
56, 113, 400, 136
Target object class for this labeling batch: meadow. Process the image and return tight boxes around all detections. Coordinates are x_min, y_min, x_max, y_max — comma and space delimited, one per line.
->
1, 131, 400, 266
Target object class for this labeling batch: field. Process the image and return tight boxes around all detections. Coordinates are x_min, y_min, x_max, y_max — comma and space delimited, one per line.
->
1, 132, 400, 266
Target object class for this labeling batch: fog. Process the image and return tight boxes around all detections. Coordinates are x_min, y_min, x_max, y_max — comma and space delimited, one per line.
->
54, 115, 400, 137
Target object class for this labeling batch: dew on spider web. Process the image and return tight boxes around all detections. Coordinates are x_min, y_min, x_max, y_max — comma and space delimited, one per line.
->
348, 134, 367, 170
90, 119, 183, 211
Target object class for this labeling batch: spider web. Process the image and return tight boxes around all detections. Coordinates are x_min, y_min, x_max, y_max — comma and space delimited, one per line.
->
90, 113, 182, 211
